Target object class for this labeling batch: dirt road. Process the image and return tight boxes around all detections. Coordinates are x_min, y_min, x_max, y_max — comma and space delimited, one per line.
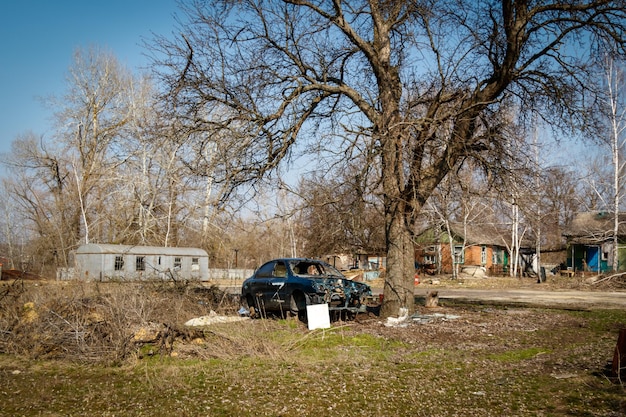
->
412, 287, 626, 309
220, 276, 626, 309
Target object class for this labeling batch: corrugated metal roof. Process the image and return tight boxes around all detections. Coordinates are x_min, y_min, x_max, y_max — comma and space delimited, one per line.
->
76, 244, 208, 257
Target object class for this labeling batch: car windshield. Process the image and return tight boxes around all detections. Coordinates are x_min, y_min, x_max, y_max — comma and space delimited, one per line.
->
290, 260, 344, 278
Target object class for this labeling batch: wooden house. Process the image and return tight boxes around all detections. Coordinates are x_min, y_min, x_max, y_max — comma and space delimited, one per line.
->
415, 223, 510, 276
562, 211, 626, 273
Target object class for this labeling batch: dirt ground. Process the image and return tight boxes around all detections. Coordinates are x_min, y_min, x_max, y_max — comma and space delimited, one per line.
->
218, 271, 626, 378
1, 275, 625, 416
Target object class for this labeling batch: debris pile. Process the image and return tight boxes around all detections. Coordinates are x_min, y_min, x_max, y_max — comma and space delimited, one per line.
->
384, 307, 460, 327
185, 310, 250, 327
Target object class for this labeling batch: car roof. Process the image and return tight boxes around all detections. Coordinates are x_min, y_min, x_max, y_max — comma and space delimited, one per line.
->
267, 258, 324, 263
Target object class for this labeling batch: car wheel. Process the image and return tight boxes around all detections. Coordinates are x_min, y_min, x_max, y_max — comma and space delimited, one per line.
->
290, 292, 308, 322
245, 294, 262, 319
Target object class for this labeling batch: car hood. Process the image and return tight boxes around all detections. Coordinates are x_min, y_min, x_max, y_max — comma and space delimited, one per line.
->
311, 276, 371, 294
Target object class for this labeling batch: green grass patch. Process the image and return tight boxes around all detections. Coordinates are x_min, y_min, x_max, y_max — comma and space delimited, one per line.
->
488, 346, 551, 361
568, 309, 626, 333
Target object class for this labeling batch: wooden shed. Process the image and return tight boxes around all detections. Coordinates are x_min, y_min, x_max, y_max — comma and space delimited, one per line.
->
73, 244, 209, 281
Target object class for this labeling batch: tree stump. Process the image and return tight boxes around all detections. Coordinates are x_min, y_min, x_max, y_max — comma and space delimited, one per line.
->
612, 328, 626, 377
425, 291, 439, 308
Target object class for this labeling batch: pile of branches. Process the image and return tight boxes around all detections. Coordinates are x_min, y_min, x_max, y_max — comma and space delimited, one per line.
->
592, 273, 626, 289
0, 279, 239, 364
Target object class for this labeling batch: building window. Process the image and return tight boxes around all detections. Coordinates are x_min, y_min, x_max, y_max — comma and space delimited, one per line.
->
191, 257, 199, 271
492, 249, 502, 265
481, 246, 487, 265
174, 257, 182, 269
136, 256, 146, 271
454, 245, 465, 264
424, 254, 437, 264
114, 256, 124, 271
424, 246, 437, 265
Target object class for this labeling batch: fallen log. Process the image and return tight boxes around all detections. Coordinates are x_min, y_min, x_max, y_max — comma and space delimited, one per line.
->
593, 272, 626, 286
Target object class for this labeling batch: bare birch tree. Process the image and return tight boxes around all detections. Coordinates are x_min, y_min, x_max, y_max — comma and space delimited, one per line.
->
602, 56, 626, 271
55, 47, 133, 244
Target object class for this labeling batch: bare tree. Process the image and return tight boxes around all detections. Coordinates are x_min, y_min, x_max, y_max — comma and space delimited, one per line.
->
152, 1, 626, 316
2, 47, 192, 268
53, 47, 134, 245
296, 162, 385, 258
601, 56, 626, 271
0, 179, 30, 270
3, 132, 79, 268
539, 166, 578, 248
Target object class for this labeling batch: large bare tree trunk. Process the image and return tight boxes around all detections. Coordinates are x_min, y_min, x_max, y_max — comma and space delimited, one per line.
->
382, 200, 416, 317
372, 12, 416, 317
379, 119, 416, 316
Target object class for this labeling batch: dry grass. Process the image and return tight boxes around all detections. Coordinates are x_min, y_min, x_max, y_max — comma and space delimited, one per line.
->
0, 278, 625, 416
0, 279, 239, 364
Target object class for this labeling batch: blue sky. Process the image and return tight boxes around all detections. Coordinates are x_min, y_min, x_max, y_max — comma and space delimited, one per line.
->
0, 1, 591, 171
0, 0, 180, 155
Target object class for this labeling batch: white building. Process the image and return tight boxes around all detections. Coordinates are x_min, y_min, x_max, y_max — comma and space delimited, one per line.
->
71, 244, 209, 281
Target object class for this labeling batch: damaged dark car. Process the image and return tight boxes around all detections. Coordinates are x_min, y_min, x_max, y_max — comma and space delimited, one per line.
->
241, 258, 372, 321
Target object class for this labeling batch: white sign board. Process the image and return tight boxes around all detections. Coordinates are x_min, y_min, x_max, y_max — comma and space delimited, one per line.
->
306, 303, 331, 330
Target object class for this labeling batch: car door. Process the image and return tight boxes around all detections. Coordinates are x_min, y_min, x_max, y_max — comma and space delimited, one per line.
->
265, 260, 289, 310
248, 261, 275, 303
